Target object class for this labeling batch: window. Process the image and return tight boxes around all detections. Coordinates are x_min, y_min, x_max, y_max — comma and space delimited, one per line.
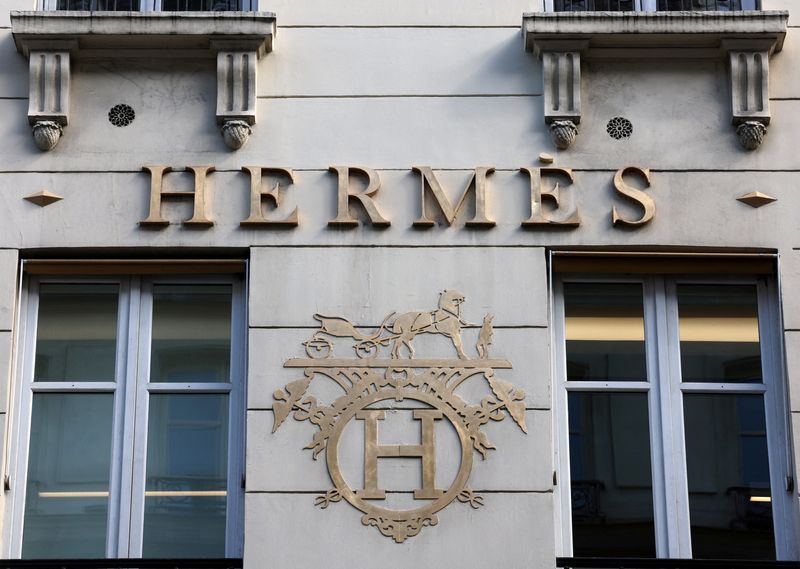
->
41, 0, 252, 12
10, 274, 245, 559
554, 271, 796, 560
550, 0, 760, 11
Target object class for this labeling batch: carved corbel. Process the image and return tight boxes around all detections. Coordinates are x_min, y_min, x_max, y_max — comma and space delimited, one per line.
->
531, 40, 587, 151
542, 50, 582, 150
724, 40, 775, 151
213, 42, 261, 150
27, 50, 71, 151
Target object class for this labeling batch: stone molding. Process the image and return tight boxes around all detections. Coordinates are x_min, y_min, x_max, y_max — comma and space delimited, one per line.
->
523, 10, 788, 151
523, 11, 787, 58
11, 11, 275, 58
11, 11, 275, 151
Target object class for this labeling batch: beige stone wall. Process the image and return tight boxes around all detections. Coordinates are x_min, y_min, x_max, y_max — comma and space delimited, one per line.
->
0, 0, 796, 564
245, 247, 554, 568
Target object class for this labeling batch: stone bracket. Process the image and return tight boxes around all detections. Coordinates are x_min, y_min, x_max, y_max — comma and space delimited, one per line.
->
537, 41, 587, 150
27, 49, 74, 151
724, 40, 774, 151
213, 45, 260, 150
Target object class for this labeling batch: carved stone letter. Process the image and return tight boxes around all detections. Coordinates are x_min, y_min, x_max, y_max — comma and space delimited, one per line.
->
28, 51, 71, 151
412, 166, 495, 227
140, 166, 215, 227
611, 166, 654, 228
520, 166, 580, 227
328, 166, 390, 227
240, 166, 298, 226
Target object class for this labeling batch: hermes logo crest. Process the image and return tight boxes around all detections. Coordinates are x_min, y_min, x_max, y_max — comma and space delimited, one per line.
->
271, 290, 527, 542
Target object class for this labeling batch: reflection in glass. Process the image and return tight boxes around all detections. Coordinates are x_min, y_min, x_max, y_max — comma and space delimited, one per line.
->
569, 392, 656, 557
150, 285, 232, 382
554, 0, 633, 9
684, 394, 774, 559
678, 285, 761, 383
57, 0, 140, 8
565, 283, 647, 381
161, 0, 239, 10
143, 394, 229, 557
34, 284, 119, 382
656, 0, 757, 10
22, 394, 113, 558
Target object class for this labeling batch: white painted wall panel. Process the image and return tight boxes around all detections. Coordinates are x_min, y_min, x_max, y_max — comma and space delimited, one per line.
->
0, 31, 27, 98
264, 0, 542, 27
762, 0, 793, 24
0, 251, 17, 332
0, 332, 11, 414
781, 250, 800, 331
248, 246, 548, 327
264, 27, 541, 97
785, 331, 800, 413
244, 492, 554, 569
769, 27, 799, 99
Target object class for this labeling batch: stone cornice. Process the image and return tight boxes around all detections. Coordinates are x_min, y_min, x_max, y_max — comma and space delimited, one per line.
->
11, 11, 276, 59
523, 10, 788, 59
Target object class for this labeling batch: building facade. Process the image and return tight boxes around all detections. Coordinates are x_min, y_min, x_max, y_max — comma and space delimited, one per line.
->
0, 0, 797, 567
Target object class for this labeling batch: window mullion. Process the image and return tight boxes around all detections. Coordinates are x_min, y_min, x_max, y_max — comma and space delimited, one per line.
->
758, 276, 798, 559
655, 276, 693, 558
126, 276, 150, 557
552, 278, 574, 557
644, 276, 669, 558
225, 277, 246, 557
7, 279, 41, 558
106, 278, 133, 557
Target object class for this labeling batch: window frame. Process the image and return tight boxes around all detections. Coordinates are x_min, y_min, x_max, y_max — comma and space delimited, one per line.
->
553, 273, 797, 560
37, 0, 256, 12
544, 0, 761, 11
7, 272, 246, 559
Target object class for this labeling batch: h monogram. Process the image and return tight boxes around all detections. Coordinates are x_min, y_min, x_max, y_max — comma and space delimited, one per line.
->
355, 409, 444, 500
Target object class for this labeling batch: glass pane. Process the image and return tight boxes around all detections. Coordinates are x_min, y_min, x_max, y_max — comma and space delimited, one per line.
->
34, 284, 119, 382
677, 284, 761, 383
57, 0, 141, 8
684, 394, 775, 559
161, 0, 239, 10
568, 392, 656, 557
150, 285, 232, 382
565, 283, 647, 381
143, 394, 229, 557
656, 0, 753, 9
22, 393, 113, 559
555, 0, 633, 9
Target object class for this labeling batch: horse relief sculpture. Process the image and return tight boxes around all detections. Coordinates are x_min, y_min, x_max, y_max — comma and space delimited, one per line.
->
272, 290, 528, 542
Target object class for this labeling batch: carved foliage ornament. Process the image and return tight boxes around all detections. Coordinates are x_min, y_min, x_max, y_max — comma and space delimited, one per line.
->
272, 290, 527, 542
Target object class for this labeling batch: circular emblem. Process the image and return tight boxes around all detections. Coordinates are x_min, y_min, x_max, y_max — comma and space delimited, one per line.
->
325, 388, 473, 541
272, 292, 527, 542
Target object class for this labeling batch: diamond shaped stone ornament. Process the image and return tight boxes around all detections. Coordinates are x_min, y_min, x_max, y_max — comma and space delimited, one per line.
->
23, 190, 64, 207
736, 191, 777, 208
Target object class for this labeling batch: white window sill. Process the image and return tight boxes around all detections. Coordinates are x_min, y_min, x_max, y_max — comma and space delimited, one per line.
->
523, 10, 787, 59
11, 10, 276, 59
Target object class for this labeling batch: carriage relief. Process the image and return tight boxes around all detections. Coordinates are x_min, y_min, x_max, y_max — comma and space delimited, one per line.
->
304, 289, 493, 360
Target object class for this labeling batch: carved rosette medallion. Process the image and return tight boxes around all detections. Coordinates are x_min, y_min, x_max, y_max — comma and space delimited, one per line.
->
272, 290, 527, 542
